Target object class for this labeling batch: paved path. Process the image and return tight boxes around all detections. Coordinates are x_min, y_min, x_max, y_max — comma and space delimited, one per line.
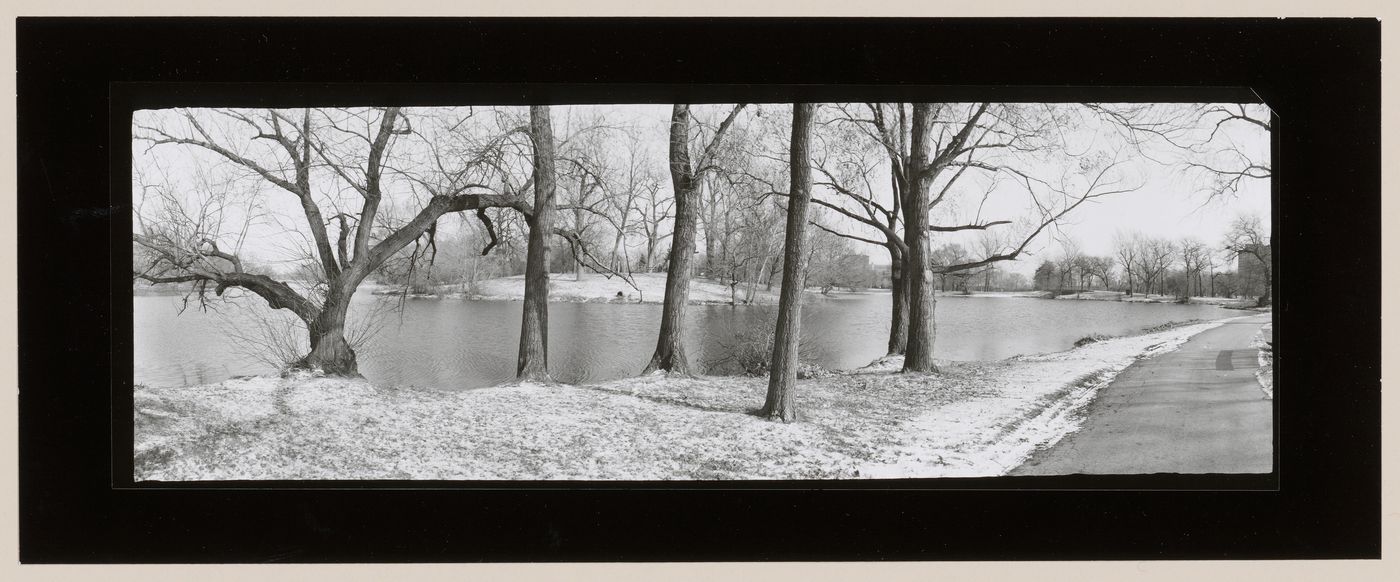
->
1012, 313, 1274, 475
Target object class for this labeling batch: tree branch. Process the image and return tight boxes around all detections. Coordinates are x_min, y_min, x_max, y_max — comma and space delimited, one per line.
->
928, 220, 1012, 232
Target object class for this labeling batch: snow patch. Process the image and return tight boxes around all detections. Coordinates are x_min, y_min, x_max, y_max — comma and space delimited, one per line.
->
1251, 322, 1274, 399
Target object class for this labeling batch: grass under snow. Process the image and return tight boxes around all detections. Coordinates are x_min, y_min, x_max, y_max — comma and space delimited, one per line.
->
134, 318, 1246, 481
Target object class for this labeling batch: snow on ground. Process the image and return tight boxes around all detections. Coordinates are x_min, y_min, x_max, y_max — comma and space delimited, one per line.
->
134, 317, 1246, 481
1251, 322, 1274, 399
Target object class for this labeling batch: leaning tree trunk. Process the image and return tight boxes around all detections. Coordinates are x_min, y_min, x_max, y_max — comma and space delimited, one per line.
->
886, 245, 908, 355
296, 286, 359, 376
517, 105, 556, 381
644, 105, 699, 375
759, 103, 814, 423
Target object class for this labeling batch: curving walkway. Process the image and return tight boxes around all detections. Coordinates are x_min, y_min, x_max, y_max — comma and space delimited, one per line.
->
1012, 313, 1274, 475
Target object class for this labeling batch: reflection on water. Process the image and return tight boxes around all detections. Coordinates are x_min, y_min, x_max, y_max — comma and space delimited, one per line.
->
135, 292, 1231, 391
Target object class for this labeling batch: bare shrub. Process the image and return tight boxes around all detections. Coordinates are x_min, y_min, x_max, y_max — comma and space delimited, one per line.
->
1073, 333, 1114, 348
708, 309, 826, 377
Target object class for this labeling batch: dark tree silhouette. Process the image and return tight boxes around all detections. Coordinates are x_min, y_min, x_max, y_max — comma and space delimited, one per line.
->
644, 104, 744, 375
759, 103, 815, 423
516, 106, 557, 381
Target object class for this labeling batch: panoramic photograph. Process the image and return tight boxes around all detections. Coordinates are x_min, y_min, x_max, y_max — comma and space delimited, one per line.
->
130, 101, 1273, 481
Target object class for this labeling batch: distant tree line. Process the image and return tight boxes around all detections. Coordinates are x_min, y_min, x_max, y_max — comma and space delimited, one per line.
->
1030, 213, 1271, 304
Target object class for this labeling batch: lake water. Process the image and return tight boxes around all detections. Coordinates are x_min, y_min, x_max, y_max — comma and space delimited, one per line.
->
134, 292, 1232, 390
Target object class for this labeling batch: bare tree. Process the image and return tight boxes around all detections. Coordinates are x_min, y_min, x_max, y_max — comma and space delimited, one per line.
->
1054, 238, 1084, 294
930, 243, 971, 292
635, 173, 673, 273
709, 195, 784, 305
759, 103, 815, 422
134, 106, 624, 378
643, 104, 745, 375
804, 218, 864, 294
697, 122, 758, 275
1187, 104, 1273, 199
515, 106, 557, 381
1134, 236, 1177, 298
133, 107, 541, 376
1177, 237, 1209, 298
1087, 256, 1116, 291
816, 103, 1141, 371
1088, 102, 1271, 200
975, 230, 1005, 291
1223, 213, 1273, 306
603, 131, 658, 275
800, 112, 913, 354
1113, 231, 1141, 295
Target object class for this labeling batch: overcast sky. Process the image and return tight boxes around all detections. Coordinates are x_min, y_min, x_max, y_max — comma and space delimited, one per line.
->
133, 103, 1270, 278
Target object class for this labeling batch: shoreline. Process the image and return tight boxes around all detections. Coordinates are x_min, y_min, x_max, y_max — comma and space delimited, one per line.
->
364, 272, 869, 305
937, 289, 1265, 309
134, 314, 1245, 481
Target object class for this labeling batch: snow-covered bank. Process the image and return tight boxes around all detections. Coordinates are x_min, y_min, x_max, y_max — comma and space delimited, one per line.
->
940, 290, 1259, 307
134, 317, 1245, 481
370, 272, 795, 305
1252, 322, 1274, 399
936, 290, 1050, 299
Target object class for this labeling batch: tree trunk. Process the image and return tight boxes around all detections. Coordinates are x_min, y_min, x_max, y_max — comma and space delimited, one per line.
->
903, 238, 937, 373
643, 234, 657, 272
887, 246, 908, 355
644, 105, 699, 375
1258, 254, 1273, 306
295, 287, 358, 376
760, 103, 813, 423
610, 228, 626, 272
703, 205, 717, 275
517, 105, 556, 382
901, 105, 938, 373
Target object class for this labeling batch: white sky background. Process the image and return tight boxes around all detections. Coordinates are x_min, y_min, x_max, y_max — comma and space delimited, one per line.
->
132, 103, 1270, 278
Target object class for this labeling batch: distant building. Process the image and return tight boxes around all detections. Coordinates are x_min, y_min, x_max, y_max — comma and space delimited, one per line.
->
835, 254, 875, 288
870, 263, 892, 288
1237, 242, 1272, 297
